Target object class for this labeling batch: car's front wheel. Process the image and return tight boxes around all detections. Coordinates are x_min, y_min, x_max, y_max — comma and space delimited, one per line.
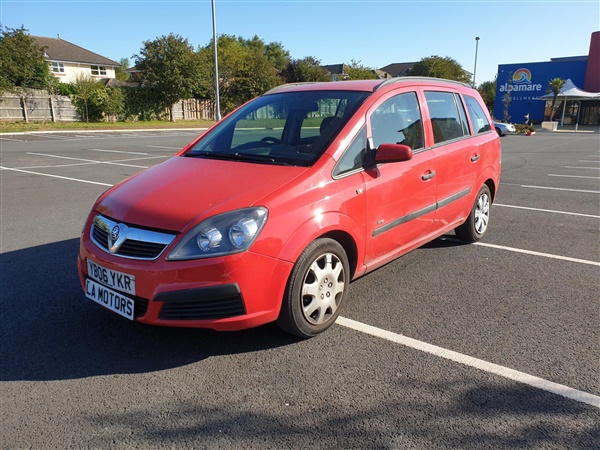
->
277, 238, 349, 338
455, 185, 491, 242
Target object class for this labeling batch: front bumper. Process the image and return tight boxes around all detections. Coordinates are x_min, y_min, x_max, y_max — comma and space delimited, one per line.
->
78, 233, 293, 331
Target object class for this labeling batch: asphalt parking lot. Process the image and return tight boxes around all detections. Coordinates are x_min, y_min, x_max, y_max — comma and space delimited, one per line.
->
1, 129, 599, 449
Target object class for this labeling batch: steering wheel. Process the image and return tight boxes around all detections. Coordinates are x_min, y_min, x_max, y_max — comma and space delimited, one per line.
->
260, 136, 282, 144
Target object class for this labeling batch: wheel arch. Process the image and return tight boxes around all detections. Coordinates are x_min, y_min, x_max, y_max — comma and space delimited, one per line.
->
278, 212, 363, 280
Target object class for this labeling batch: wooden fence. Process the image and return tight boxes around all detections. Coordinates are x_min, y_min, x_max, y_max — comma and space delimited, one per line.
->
0, 90, 77, 122
0, 89, 215, 122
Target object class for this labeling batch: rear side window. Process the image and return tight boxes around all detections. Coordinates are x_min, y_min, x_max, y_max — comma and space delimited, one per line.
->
464, 95, 492, 134
370, 92, 424, 151
424, 91, 468, 144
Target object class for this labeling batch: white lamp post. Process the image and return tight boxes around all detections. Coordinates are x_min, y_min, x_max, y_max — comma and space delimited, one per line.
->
212, 0, 221, 121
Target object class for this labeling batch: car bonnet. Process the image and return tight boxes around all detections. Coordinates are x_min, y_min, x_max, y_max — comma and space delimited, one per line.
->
94, 156, 308, 232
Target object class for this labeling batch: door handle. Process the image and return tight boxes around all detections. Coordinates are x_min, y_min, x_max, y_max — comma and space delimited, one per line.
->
422, 171, 436, 181
471, 154, 481, 162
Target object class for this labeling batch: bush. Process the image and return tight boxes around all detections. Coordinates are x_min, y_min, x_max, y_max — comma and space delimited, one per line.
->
515, 124, 536, 134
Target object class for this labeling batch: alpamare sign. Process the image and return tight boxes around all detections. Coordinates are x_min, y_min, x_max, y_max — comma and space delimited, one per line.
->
499, 68, 543, 93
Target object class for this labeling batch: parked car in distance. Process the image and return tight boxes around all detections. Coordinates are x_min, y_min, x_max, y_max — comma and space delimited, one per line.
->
493, 121, 516, 136
78, 77, 502, 338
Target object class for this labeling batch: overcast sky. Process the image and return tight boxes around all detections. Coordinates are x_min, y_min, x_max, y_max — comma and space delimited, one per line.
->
2, 0, 598, 85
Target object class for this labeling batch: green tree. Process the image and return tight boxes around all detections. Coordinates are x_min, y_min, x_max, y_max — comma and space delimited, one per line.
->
477, 79, 496, 113
344, 60, 377, 80
197, 35, 282, 114
410, 55, 471, 83
70, 73, 104, 122
281, 56, 330, 83
115, 58, 131, 82
265, 41, 291, 72
498, 71, 513, 122
547, 78, 566, 121
135, 33, 202, 121
0, 25, 51, 92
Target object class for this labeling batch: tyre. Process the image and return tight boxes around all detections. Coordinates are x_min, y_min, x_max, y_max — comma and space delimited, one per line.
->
455, 185, 491, 243
495, 127, 503, 136
277, 238, 349, 338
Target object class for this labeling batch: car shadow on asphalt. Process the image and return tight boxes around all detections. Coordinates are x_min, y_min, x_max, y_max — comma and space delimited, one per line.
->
0, 238, 300, 382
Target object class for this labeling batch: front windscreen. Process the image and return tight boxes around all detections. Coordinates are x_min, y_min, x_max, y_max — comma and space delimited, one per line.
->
184, 90, 370, 166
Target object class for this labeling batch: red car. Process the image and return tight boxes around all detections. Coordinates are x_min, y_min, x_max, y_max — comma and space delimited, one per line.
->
78, 77, 501, 337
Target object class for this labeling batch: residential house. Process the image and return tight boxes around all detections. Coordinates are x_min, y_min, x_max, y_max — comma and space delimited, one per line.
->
322, 63, 391, 80
378, 62, 418, 78
32, 36, 120, 84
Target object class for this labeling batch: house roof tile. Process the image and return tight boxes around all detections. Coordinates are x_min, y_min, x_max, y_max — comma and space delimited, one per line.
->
32, 36, 120, 67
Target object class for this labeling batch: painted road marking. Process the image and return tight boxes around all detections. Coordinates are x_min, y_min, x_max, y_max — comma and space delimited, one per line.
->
89, 149, 149, 155
146, 145, 182, 150
0, 166, 112, 186
26, 152, 151, 169
547, 174, 599, 179
520, 185, 600, 194
336, 317, 600, 409
472, 241, 600, 266
494, 203, 600, 218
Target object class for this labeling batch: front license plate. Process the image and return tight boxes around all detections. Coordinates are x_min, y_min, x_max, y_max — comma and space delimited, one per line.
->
86, 259, 135, 295
85, 279, 135, 320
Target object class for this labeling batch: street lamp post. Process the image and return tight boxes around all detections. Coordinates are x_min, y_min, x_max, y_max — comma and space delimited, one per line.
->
472, 36, 480, 88
212, 0, 221, 121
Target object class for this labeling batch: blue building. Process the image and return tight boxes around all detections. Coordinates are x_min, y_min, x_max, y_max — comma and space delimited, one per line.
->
494, 31, 600, 126
494, 57, 588, 124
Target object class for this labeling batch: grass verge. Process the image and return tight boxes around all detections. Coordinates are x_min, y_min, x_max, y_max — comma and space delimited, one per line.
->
0, 120, 215, 134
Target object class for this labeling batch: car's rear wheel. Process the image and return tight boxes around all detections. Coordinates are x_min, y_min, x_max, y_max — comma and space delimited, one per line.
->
277, 238, 349, 338
495, 127, 502, 136
455, 185, 491, 242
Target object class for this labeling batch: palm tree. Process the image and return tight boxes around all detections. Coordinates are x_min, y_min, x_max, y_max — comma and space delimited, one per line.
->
547, 78, 566, 121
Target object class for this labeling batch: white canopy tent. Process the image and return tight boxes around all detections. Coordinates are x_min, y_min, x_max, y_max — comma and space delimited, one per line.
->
537, 79, 600, 128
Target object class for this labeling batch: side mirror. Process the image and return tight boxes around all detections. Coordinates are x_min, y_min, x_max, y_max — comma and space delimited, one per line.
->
374, 143, 413, 163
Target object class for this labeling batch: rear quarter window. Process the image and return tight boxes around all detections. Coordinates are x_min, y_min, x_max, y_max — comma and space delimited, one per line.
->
463, 95, 492, 134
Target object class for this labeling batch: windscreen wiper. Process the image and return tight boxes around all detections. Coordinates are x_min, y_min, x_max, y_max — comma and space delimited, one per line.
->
185, 150, 277, 164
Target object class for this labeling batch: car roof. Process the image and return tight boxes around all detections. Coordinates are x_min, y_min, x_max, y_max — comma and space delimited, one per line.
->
263, 77, 474, 96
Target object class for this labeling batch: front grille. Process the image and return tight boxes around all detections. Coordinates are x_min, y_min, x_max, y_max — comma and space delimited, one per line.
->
91, 215, 175, 260
135, 297, 149, 318
159, 295, 246, 320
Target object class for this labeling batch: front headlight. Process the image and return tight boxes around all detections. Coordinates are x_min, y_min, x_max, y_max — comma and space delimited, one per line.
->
167, 207, 268, 260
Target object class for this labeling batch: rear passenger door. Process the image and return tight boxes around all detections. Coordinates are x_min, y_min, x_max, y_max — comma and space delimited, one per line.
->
423, 90, 479, 228
363, 90, 438, 268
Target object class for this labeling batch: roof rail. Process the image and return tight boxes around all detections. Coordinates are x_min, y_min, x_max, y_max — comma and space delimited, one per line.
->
263, 82, 320, 95
375, 76, 472, 91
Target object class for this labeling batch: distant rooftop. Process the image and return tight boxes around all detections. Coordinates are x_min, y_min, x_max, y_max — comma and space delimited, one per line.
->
32, 36, 120, 67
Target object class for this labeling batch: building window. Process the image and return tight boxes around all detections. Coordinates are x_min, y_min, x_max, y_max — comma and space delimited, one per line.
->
91, 65, 107, 76
51, 62, 65, 73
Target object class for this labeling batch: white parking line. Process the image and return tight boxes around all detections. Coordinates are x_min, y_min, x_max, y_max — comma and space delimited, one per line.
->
0, 136, 26, 142
29, 134, 71, 140
564, 166, 600, 170
494, 203, 600, 218
547, 174, 600, 179
89, 149, 149, 155
26, 152, 149, 169
147, 145, 182, 150
521, 185, 600, 194
578, 160, 600, 163
472, 241, 600, 266
336, 317, 600, 409
13, 163, 98, 170
0, 166, 112, 186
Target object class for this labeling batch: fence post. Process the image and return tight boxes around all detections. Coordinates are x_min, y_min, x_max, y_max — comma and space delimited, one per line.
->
20, 96, 29, 123
49, 96, 57, 122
